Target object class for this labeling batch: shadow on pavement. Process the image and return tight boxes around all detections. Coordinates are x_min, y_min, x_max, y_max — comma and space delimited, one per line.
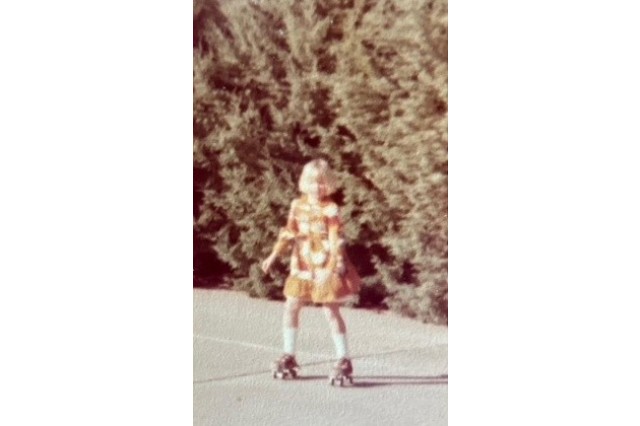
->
286, 375, 448, 387
295, 375, 329, 381
350, 375, 448, 387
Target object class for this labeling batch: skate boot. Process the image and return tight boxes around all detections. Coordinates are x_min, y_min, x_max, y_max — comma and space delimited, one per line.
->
329, 357, 354, 386
271, 354, 299, 379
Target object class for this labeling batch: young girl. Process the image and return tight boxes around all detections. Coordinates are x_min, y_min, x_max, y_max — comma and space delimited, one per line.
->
261, 159, 361, 380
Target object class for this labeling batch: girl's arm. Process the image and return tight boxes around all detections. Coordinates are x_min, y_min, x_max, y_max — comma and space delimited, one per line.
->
262, 200, 297, 273
272, 199, 297, 256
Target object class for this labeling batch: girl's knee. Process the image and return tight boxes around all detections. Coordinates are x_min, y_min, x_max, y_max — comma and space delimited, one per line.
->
283, 299, 303, 328
323, 304, 341, 320
323, 303, 346, 333
284, 298, 303, 314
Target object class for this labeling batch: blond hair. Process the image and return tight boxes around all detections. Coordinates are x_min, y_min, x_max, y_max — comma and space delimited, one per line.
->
298, 159, 337, 197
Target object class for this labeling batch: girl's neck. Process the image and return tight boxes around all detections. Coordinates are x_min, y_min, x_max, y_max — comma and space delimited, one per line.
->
305, 194, 322, 205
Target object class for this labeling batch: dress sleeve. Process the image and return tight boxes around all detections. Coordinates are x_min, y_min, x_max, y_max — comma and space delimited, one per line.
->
271, 200, 297, 257
323, 202, 341, 230
322, 202, 342, 228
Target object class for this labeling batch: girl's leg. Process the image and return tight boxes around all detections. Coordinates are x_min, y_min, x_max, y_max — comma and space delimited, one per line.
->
323, 303, 349, 359
282, 297, 304, 355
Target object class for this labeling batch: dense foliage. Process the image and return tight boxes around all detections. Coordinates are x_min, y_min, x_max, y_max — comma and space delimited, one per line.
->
194, 0, 447, 323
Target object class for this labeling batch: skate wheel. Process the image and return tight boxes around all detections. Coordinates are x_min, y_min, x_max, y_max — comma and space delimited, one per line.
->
272, 371, 277, 379
339, 378, 344, 387
330, 378, 335, 386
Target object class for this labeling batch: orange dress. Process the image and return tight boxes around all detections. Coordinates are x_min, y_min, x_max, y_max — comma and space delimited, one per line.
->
272, 196, 361, 304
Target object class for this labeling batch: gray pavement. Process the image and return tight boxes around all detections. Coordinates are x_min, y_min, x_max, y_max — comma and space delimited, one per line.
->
194, 289, 448, 425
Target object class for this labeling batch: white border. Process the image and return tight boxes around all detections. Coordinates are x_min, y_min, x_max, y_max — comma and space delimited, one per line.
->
0, 1, 192, 423
451, 1, 640, 425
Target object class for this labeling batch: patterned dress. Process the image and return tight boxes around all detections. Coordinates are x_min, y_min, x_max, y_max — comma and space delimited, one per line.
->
272, 195, 361, 304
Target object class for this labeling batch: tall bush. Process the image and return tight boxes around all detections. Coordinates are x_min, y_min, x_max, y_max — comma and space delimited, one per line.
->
194, 0, 448, 323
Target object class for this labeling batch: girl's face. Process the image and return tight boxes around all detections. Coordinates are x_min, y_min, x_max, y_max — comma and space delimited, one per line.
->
306, 179, 324, 199
308, 169, 330, 199
299, 161, 333, 199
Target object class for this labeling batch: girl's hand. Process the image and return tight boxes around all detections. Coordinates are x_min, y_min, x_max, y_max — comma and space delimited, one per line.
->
261, 254, 276, 274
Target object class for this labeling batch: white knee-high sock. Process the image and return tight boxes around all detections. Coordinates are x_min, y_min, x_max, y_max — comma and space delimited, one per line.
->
283, 327, 298, 355
332, 333, 349, 359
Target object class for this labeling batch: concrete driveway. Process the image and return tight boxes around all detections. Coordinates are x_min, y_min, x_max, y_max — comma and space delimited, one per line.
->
194, 289, 448, 425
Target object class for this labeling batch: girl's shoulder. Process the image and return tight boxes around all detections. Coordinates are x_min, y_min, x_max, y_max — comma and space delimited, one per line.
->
293, 196, 335, 209
316, 197, 340, 217
289, 197, 306, 215
290, 197, 304, 209
321, 200, 339, 218
294, 196, 338, 213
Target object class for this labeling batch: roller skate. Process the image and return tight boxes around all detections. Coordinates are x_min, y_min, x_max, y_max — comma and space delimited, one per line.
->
329, 358, 354, 386
271, 354, 299, 380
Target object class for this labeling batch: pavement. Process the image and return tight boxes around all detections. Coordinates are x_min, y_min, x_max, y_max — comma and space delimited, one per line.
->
194, 289, 448, 425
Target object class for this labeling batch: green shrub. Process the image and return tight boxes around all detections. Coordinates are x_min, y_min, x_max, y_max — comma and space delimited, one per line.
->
194, 0, 447, 323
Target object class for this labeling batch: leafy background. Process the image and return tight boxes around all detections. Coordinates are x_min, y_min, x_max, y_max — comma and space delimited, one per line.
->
194, 0, 447, 324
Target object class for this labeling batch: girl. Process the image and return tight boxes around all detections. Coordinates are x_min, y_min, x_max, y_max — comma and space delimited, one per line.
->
261, 159, 361, 380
